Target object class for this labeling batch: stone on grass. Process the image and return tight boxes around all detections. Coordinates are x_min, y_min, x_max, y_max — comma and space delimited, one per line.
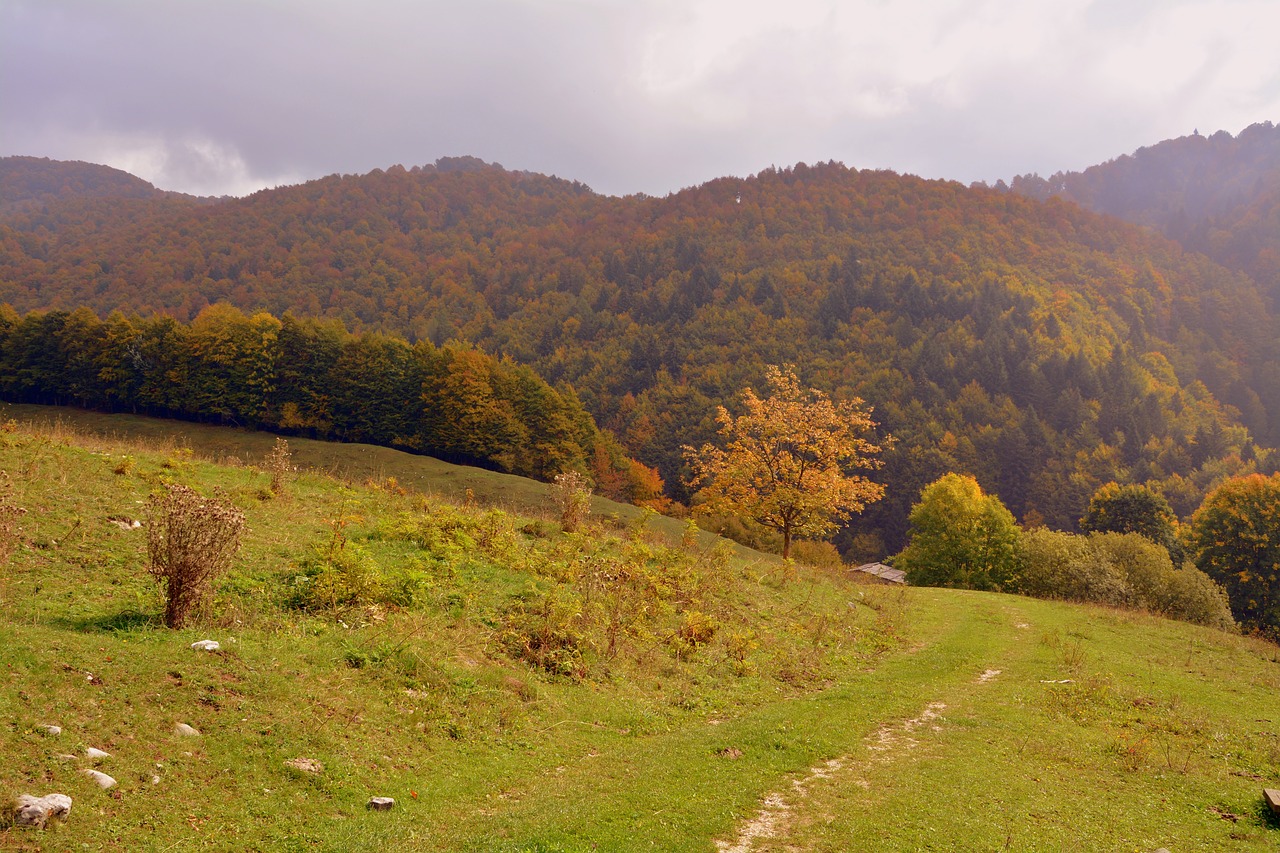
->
13, 794, 72, 829
37, 724, 62, 737
82, 769, 117, 790
191, 640, 221, 652
56, 754, 78, 762
367, 797, 395, 811
84, 747, 111, 761
174, 723, 201, 737
1265, 788, 1280, 815
284, 757, 324, 774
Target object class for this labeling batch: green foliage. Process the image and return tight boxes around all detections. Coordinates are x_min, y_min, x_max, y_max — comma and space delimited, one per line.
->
897, 473, 1020, 590
0, 305, 632, 488
1, 414, 1278, 850
1188, 473, 1280, 634
1081, 482, 1182, 563
290, 541, 384, 613
497, 587, 588, 679
1015, 528, 1236, 630
1015, 527, 1128, 605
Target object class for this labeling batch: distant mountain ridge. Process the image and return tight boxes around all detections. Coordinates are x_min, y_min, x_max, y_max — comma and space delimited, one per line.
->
0, 155, 214, 215
1009, 121, 1280, 295
1, 152, 1277, 552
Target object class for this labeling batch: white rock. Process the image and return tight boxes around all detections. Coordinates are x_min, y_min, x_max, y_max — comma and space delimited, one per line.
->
82, 770, 116, 790
84, 747, 111, 761
174, 723, 201, 737
38, 724, 62, 736
190, 640, 220, 652
56, 754, 78, 762
367, 796, 395, 811
283, 757, 323, 774
13, 793, 72, 828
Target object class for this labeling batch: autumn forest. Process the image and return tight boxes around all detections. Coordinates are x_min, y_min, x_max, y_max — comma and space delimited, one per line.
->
4, 126, 1280, 559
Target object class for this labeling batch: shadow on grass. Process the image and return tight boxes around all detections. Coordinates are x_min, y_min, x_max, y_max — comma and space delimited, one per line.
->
1256, 797, 1280, 831
53, 608, 161, 634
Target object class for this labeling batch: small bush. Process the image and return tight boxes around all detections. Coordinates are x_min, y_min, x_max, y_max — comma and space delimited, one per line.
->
264, 437, 293, 495
789, 540, 845, 570
1017, 528, 1128, 605
1164, 564, 1237, 630
0, 476, 26, 568
498, 588, 587, 679
294, 543, 383, 612
1016, 529, 1236, 630
553, 471, 592, 533
670, 609, 717, 659
145, 484, 245, 628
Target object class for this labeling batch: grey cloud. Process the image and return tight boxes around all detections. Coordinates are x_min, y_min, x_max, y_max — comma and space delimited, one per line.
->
3, 0, 1278, 197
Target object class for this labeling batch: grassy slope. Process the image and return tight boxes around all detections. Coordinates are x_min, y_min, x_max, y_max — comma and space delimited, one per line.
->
0, 410, 1277, 852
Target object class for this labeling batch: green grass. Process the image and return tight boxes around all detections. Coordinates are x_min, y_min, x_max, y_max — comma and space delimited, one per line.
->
0, 408, 1278, 851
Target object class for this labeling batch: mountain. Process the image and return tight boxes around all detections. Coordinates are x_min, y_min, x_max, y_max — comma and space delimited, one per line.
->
0, 155, 209, 215
0, 155, 1276, 552
1009, 122, 1280, 297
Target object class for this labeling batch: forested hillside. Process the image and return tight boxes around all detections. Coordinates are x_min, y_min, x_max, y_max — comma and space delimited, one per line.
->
0, 155, 201, 215
1009, 122, 1280, 300
1, 155, 1277, 551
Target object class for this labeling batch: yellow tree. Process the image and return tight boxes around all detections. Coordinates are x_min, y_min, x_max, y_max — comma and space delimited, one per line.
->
684, 365, 886, 559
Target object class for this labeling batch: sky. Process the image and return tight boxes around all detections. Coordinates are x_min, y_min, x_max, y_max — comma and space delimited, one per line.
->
4, 0, 1280, 198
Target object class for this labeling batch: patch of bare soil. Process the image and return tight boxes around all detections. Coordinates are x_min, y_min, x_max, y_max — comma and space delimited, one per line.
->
715, 701, 949, 852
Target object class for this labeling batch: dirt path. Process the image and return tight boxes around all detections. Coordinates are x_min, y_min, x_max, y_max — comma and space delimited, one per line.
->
715, 667, 1003, 853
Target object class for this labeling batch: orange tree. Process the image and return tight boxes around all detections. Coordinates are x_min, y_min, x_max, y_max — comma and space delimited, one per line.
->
1187, 473, 1280, 635
683, 365, 886, 559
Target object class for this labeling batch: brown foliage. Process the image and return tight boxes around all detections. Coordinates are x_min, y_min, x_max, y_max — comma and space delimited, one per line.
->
264, 436, 293, 495
553, 471, 592, 533
145, 484, 245, 628
0, 477, 25, 567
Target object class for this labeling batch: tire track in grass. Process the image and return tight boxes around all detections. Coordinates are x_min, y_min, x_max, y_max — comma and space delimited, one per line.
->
715, 668, 1004, 853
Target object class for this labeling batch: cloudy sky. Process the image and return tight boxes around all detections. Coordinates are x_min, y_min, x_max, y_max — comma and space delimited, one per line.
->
4, 0, 1280, 198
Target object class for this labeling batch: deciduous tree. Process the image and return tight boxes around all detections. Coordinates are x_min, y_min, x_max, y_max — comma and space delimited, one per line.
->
683, 365, 885, 559
1081, 482, 1182, 563
897, 473, 1020, 590
1187, 473, 1280, 634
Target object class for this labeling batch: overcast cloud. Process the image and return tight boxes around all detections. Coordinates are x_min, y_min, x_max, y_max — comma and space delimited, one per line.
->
3, 0, 1279, 197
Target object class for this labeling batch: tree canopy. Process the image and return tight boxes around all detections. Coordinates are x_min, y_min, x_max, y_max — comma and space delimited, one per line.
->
2, 156, 1277, 548
684, 365, 885, 559
897, 473, 1020, 591
1187, 473, 1280, 635
1080, 482, 1183, 564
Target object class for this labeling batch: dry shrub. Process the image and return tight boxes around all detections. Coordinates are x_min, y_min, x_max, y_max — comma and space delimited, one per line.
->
264, 437, 293, 495
0, 478, 26, 567
553, 471, 592, 533
146, 484, 245, 628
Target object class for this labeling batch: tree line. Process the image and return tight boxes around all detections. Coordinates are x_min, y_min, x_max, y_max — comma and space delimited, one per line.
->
0, 303, 665, 504
897, 472, 1279, 638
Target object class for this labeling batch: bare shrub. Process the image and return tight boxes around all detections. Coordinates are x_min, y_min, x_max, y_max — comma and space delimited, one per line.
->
145, 484, 245, 628
553, 471, 592, 533
0, 477, 26, 567
264, 437, 293, 495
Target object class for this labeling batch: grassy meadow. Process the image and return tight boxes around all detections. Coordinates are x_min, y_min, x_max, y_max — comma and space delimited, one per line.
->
0, 406, 1278, 851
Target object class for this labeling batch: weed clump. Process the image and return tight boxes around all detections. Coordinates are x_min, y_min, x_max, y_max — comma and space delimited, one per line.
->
553, 471, 591, 533
145, 483, 246, 628
264, 437, 293, 496
0, 473, 26, 572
